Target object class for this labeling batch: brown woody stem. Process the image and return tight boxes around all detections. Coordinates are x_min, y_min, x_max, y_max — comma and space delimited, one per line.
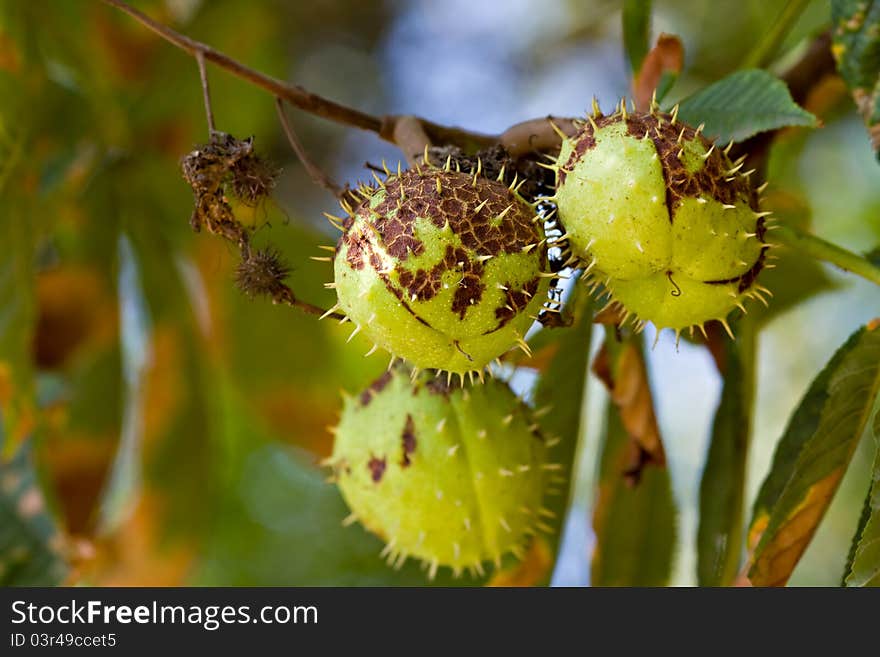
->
101, 0, 495, 151
102, 0, 383, 133
391, 116, 434, 166
272, 286, 345, 321
275, 98, 344, 198
195, 50, 215, 134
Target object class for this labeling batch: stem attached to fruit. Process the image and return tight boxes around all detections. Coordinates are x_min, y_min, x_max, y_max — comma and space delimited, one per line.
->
774, 225, 880, 286
195, 50, 215, 135
391, 116, 434, 166
274, 98, 344, 199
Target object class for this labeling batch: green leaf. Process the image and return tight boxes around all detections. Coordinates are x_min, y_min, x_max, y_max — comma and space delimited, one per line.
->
591, 404, 677, 586
748, 325, 880, 586
677, 69, 818, 143
532, 286, 593, 584
843, 401, 880, 586
0, 444, 68, 585
697, 327, 754, 585
842, 461, 876, 584
749, 328, 866, 534
832, 0, 880, 158
623, 0, 652, 75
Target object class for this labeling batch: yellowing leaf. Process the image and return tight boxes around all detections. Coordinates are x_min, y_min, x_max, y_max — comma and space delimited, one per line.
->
748, 325, 880, 586
487, 538, 553, 587
592, 336, 666, 482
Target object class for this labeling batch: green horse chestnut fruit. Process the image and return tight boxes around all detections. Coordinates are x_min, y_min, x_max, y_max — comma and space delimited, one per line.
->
330, 164, 549, 378
327, 367, 556, 579
552, 101, 771, 338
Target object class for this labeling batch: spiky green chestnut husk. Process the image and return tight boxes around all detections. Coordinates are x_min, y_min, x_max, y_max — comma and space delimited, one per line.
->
553, 105, 770, 336
328, 367, 553, 578
332, 167, 548, 377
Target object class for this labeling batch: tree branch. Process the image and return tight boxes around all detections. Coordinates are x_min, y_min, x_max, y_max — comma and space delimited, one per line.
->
391, 116, 434, 165
103, 0, 383, 132
106, 1, 880, 296
499, 117, 579, 156
195, 50, 215, 135
275, 98, 344, 198
100, 0, 495, 150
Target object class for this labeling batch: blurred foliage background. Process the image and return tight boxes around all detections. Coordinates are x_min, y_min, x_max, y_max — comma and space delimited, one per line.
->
0, 0, 877, 586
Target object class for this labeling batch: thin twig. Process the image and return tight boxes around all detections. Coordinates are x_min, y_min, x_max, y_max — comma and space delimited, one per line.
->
417, 119, 496, 151
100, 0, 496, 150
238, 243, 346, 321
101, 0, 384, 133
195, 50, 215, 134
273, 285, 346, 321
106, 0, 879, 297
275, 98, 343, 198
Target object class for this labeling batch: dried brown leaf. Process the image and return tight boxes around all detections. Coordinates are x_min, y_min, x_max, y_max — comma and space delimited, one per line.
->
486, 538, 553, 587
633, 34, 685, 112
592, 340, 666, 484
